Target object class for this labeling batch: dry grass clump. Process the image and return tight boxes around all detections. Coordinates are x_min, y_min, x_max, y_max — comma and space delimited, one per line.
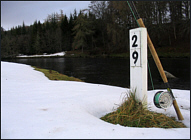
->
101, 91, 186, 128
32, 66, 83, 82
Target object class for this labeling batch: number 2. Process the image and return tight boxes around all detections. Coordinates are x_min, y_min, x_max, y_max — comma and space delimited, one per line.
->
132, 35, 138, 47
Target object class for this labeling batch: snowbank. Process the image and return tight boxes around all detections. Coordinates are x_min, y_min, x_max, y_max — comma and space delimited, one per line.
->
17, 52, 65, 58
1, 61, 190, 139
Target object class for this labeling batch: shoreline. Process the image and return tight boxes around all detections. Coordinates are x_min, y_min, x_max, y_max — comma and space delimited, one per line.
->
2, 52, 190, 59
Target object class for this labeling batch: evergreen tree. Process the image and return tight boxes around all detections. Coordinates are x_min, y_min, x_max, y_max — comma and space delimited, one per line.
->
60, 15, 69, 51
22, 21, 26, 35
72, 12, 94, 53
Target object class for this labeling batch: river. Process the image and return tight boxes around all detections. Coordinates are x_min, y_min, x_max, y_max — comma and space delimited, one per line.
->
3, 57, 190, 90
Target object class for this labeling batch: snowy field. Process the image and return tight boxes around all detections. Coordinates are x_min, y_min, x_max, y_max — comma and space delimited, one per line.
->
1, 61, 190, 139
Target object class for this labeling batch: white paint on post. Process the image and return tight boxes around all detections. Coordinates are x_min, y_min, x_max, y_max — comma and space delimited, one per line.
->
130, 27, 147, 106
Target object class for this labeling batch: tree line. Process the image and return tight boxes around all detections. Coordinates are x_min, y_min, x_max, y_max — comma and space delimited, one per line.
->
1, 1, 190, 58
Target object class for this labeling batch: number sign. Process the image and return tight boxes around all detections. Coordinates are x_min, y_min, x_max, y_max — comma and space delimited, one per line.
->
130, 31, 141, 67
129, 27, 147, 106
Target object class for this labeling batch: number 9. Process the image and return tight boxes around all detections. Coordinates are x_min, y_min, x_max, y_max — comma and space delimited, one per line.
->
132, 51, 138, 64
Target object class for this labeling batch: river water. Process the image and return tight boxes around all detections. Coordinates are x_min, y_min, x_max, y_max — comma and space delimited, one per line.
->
3, 57, 190, 90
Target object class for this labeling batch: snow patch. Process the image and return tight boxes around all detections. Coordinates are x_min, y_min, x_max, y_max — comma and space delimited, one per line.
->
17, 51, 65, 58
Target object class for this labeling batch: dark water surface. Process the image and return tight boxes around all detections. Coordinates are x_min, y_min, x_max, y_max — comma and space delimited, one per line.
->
3, 57, 190, 90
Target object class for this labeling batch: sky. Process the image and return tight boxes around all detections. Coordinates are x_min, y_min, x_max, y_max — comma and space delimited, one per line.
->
1, 1, 91, 31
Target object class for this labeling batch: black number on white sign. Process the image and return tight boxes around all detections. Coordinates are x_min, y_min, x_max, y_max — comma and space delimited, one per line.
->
132, 51, 138, 64
132, 35, 138, 47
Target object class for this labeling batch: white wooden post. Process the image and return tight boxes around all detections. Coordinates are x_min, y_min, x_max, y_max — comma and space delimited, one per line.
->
129, 27, 147, 106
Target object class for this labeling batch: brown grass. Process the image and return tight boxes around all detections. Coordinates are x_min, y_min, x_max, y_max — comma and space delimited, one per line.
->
32, 66, 83, 82
101, 91, 186, 128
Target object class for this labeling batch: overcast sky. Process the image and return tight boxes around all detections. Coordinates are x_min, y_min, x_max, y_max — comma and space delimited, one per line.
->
1, 1, 91, 31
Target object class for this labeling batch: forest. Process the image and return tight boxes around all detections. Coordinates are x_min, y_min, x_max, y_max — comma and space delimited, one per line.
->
1, 1, 190, 58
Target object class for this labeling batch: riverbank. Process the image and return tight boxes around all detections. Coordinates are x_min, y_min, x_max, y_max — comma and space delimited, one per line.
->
2, 45, 190, 60
32, 66, 83, 82
64, 46, 190, 58
63, 52, 190, 58
64, 41, 190, 58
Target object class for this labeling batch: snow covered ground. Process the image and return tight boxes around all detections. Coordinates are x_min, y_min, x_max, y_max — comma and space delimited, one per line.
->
1, 61, 190, 139
16, 51, 65, 58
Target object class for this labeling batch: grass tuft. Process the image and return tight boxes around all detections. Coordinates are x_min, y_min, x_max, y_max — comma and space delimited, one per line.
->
32, 66, 83, 82
101, 90, 186, 128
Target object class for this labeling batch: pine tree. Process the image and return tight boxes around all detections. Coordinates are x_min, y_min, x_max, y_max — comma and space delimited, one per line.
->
22, 21, 26, 35
60, 15, 69, 51
72, 12, 94, 53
